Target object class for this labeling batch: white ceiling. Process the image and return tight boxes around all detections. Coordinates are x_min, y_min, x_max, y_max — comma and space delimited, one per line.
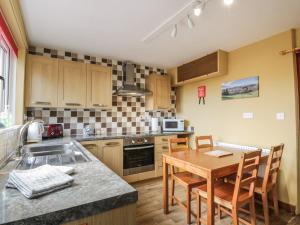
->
20, 0, 300, 68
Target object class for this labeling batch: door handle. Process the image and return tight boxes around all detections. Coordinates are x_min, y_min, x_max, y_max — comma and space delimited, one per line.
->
66, 103, 81, 106
93, 103, 107, 107
32, 101, 51, 105
105, 142, 121, 147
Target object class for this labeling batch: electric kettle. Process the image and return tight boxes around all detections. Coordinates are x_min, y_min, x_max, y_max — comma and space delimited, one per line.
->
27, 121, 44, 143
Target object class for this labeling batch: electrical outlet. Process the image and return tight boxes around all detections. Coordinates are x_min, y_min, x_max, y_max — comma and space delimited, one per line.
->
276, 112, 285, 120
243, 112, 253, 119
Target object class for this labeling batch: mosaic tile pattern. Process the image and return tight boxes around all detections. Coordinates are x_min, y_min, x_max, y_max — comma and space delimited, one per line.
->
26, 47, 176, 135
0, 126, 20, 167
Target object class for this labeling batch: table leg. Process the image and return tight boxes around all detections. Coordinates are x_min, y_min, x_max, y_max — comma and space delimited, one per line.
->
163, 156, 169, 214
207, 172, 214, 225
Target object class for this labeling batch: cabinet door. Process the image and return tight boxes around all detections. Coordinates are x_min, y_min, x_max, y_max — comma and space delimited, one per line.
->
25, 55, 58, 107
156, 75, 171, 110
80, 141, 103, 161
87, 64, 112, 108
100, 139, 123, 176
58, 60, 87, 108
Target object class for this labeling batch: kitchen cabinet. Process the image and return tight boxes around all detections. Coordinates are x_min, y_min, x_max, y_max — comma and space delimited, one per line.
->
80, 141, 103, 161
81, 139, 123, 176
145, 74, 171, 111
61, 203, 136, 225
100, 139, 123, 176
25, 54, 59, 107
167, 49, 228, 86
58, 59, 87, 108
154, 135, 176, 177
86, 64, 112, 108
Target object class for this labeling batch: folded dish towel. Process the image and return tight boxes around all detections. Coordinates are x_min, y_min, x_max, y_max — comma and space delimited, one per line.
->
6, 165, 74, 198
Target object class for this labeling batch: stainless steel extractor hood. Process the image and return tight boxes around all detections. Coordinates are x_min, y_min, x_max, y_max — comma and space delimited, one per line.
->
113, 61, 152, 97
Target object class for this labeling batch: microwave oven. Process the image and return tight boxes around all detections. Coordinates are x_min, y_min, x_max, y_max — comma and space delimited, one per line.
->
162, 119, 184, 132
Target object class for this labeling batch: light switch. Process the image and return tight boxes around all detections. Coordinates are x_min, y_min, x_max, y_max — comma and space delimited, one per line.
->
276, 112, 285, 120
243, 112, 253, 119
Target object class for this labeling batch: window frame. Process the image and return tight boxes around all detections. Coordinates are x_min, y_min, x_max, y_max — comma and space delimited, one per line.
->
0, 34, 10, 113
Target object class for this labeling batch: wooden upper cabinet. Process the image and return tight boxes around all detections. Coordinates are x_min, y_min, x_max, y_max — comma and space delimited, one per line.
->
146, 74, 171, 111
25, 54, 58, 107
168, 49, 228, 86
58, 60, 87, 108
87, 64, 112, 108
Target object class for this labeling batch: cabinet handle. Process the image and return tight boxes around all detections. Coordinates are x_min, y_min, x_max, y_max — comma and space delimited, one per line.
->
162, 138, 168, 142
66, 103, 81, 106
105, 142, 120, 147
32, 101, 51, 105
93, 103, 107, 107
162, 146, 169, 150
158, 107, 169, 110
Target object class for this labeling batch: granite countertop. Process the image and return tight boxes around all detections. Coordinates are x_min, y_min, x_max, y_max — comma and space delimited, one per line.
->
0, 131, 193, 225
72, 130, 194, 142
0, 140, 137, 225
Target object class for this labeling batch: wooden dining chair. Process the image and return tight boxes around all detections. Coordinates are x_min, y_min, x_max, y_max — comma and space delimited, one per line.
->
195, 135, 213, 149
195, 150, 261, 225
169, 137, 206, 224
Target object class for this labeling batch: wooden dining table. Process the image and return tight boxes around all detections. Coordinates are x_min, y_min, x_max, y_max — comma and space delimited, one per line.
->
162, 146, 269, 225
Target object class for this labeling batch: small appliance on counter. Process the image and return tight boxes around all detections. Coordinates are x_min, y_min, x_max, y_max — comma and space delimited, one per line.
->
162, 118, 185, 132
150, 117, 159, 132
27, 121, 44, 143
42, 124, 63, 139
187, 125, 195, 132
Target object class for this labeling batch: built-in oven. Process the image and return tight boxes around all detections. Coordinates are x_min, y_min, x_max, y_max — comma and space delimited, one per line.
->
123, 136, 154, 176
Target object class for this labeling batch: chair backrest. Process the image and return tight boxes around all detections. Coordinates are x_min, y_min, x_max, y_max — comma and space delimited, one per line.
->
262, 144, 284, 190
169, 137, 190, 153
195, 135, 213, 149
232, 150, 261, 206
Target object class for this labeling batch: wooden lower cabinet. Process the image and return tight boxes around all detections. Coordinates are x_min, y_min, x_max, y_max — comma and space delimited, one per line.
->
62, 203, 136, 225
80, 139, 123, 176
100, 139, 123, 176
81, 136, 177, 183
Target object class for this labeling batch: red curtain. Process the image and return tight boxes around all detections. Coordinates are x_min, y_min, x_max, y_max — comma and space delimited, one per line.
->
0, 12, 18, 57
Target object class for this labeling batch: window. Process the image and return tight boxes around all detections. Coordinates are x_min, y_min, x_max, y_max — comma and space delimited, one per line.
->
0, 13, 18, 128
0, 37, 9, 112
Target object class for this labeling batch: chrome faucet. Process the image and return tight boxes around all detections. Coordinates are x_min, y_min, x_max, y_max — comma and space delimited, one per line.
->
16, 119, 44, 157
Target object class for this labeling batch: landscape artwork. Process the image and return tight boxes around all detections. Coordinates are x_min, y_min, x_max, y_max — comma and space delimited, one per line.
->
221, 76, 259, 100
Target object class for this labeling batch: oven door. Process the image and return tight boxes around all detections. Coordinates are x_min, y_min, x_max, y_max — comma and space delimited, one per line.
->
123, 144, 154, 176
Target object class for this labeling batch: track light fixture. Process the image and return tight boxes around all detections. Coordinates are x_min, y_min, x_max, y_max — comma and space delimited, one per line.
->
171, 24, 177, 38
193, 0, 206, 16
187, 15, 194, 29
193, 1, 202, 16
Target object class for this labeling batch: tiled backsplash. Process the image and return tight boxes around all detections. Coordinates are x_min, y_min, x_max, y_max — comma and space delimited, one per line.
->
26, 47, 176, 135
0, 126, 20, 168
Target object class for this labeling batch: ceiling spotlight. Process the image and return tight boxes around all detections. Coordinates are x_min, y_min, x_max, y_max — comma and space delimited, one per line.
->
171, 24, 177, 38
224, 0, 234, 6
193, 2, 202, 16
187, 15, 194, 29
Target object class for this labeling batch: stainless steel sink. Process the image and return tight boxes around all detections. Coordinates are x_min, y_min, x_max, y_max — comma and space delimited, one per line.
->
17, 141, 91, 170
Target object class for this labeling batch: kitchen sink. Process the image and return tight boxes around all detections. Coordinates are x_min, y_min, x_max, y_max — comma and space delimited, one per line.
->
17, 141, 91, 170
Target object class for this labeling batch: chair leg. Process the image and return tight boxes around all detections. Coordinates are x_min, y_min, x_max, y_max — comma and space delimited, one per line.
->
262, 192, 270, 225
196, 193, 201, 225
272, 186, 280, 217
186, 187, 191, 224
249, 197, 256, 225
217, 204, 222, 220
232, 207, 239, 225
170, 179, 175, 206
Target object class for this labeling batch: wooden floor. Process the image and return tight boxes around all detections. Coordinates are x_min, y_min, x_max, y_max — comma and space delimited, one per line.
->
133, 178, 299, 225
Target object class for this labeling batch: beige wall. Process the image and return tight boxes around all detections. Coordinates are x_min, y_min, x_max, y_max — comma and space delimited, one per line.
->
176, 30, 298, 209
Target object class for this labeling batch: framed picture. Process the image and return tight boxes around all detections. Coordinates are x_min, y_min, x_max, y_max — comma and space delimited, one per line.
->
222, 76, 259, 100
